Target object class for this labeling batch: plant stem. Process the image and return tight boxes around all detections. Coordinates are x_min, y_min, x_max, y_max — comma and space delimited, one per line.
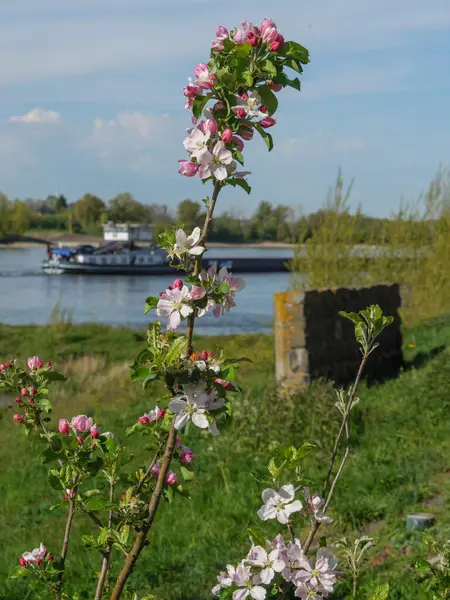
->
94, 480, 115, 600
109, 421, 178, 599
55, 494, 76, 600
134, 441, 164, 497
185, 181, 222, 355
110, 181, 222, 599
79, 503, 104, 528
303, 353, 368, 554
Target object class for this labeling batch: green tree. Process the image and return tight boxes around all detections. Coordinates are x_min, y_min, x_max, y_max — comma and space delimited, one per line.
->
177, 199, 203, 231
73, 194, 106, 233
108, 193, 149, 223
9, 200, 31, 235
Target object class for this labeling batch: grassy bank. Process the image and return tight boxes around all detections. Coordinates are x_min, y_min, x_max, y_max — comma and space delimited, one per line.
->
1, 318, 450, 599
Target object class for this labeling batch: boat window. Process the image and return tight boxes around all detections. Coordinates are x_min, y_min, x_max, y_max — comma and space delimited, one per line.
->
111, 257, 117, 265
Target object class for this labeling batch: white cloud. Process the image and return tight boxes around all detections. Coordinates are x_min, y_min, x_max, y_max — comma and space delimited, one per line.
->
279, 132, 366, 159
9, 108, 61, 124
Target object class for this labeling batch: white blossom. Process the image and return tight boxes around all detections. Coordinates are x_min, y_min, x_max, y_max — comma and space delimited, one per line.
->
304, 487, 333, 525
246, 545, 285, 584
22, 543, 47, 564
232, 563, 266, 600
257, 484, 303, 525
169, 383, 224, 432
293, 549, 339, 595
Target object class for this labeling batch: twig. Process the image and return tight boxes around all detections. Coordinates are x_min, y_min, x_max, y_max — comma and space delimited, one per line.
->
79, 502, 104, 528
323, 421, 349, 512
55, 493, 76, 599
134, 441, 165, 497
110, 181, 223, 600
94, 480, 115, 600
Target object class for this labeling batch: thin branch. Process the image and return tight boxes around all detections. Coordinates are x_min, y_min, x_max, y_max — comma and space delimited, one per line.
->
134, 441, 165, 497
79, 502, 104, 528
55, 494, 76, 600
323, 421, 349, 512
94, 479, 115, 600
110, 181, 223, 599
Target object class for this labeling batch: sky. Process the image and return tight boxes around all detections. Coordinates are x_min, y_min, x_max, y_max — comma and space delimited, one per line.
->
1, 0, 450, 217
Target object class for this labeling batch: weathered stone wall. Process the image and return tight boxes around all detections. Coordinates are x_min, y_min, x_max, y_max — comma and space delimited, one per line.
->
274, 284, 403, 388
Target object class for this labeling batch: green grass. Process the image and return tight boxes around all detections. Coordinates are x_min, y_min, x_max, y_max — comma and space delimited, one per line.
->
1, 318, 450, 599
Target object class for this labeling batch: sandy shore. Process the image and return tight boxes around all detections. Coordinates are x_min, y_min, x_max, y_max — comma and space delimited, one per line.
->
0, 233, 296, 250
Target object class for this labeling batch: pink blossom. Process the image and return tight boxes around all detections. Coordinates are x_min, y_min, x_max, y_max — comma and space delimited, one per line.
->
198, 141, 235, 181
178, 160, 198, 177
90, 425, 100, 439
212, 38, 225, 52
139, 415, 150, 424
166, 471, 178, 486
233, 90, 265, 119
151, 462, 161, 477
19, 556, 27, 568
194, 63, 216, 90
260, 18, 277, 35
213, 267, 246, 316
260, 117, 277, 129
222, 128, 233, 143
184, 78, 202, 98
183, 127, 211, 161
201, 350, 208, 360
20, 387, 28, 396
28, 355, 44, 370
58, 419, 70, 435
156, 285, 194, 330
180, 446, 196, 464
189, 285, 206, 300
13, 413, 24, 424
71, 414, 94, 433
212, 26, 229, 52
21, 543, 47, 565
234, 21, 259, 45
199, 118, 218, 135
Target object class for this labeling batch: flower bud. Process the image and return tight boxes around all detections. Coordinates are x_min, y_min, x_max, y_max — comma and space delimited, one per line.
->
15, 396, 21, 404
0, 364, 4, 372
173, 279, 183, 289
139, 415, 150, 425
47, 554, 54, 562
71, 414, 93, 432
178, 160, 198, 178
19, 557, 28, 568
216, 25, 229, 38
20, 387, 29, 397
221, 128, 233, 143
235, 108, 246, 119
238, 123, 254, 141
201, 350, 208, 360
13, 414, 24, 424
230, 136, 244, 152
28, 356, 44, 370
28, 387, 37, 395
180, 448, 196, 464
58, 419, 70, 435
270, 34, 284, 52
214, 378, 234, 391
260, 105, 267, 113
165, 471, 178, 486
36, 558, 42, 566
260, 117, 277, 129
46, 361, 52, 367
90, 425, 100, 439
268, 80, 283, 92
248, 32, 259, 46
77, 436, 84, 446
213, 101, 227, 117
5, 361, 12, 369
29, 397, 35, 404
208, 351, 214, 359
150, 462, 161, 477
157, 409, 166, 419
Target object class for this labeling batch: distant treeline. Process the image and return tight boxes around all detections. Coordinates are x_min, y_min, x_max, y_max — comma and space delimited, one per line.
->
0, 170, 448, 245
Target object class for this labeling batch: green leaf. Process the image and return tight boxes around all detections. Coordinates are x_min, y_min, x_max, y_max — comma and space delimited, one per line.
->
42, 371, 66, 382
85, 497, 115, 511
369, 583, 389, 600
279, 41, 310, 64
215, 67, 235, 89
254, 123, 274, 152
192, 94, 212, 119
261, 59, 277, 78
219, 587, 233, 600
143, 374, 158, 389
237, 70, 253, 87
83, 489, 101, 498
131, 366, 150, 381
233, 150, 244, 165
217, 281, 231, 294
48, 471, 62, 490
144, 296, 159, 314
248, 528, 266, 548
126, 422, 144, 437
9, 565, 30, 579
227, 178, 252, 194
39, 398, 53, 413
166, 336, 187, 365
257, 86, 278, 115
282, 57, 303, 73
40, 446, 59, 464
285, 77, 301, 91
50, 502, 65, 511
181, 466, 195, 481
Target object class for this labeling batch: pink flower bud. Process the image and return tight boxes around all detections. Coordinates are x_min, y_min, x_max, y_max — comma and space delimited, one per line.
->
46, 361, 52, 367
211, 38, 225, 52
184, 84, 201, 99
214, 378, 233, 391
216, 25, 229, 39
165, 471, 178, 486
20, 387, 29, 397
5, 361, 12, 369
201, 350, 208, 360
193, 63, 208, 79
235, 108, 246, 119
28, 387, 37, 395
47, 554, 54, 562
261, 18, 276, 34
77, 436, 83, 446
180, 448, 196, 464
19, 556, 28, 568
150, 462, 161, 477
167, 285, 173, 291
189, 285, 206, 300
36, 558, 42, 566
157, 409, 166, 419
139, 415, 150, 424
28, 397, 35, 404
260, 117, 277, 129
248, 32, 259, 46
0, 364, 4, 372
178, 160, 198, 178
260, 105, 267, 113
200, 118, 218, 135
221, 128, 233, 143
208, 351, 214, 359
13, 414, 24, 424
28, 356, 44, 370
238, 124, 254, 141
58, 419, 70, 435
90, 425, 100, 439
270, 34, 284, 52
15, 396, 21, 404
268, 80, 283, 92
230, 136, 244, 152
176, 437, 182, 447
213, 101, 227, 115
241, 92, 249, 101
173, 279, 183, 289
71, 414, 93, 432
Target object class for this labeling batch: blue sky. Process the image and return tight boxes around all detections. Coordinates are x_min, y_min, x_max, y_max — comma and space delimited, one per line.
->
1, 0, 449, 217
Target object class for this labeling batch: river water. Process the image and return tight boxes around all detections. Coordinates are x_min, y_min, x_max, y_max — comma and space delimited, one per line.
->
0, 248, 294, 335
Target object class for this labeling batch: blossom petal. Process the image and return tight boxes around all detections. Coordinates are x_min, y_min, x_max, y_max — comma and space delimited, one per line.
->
168, 310, 181, 330
169, 398, 186, 414
233, 590, 249, 600
257, 504, 278, 521
261, 488, 277, 503
285, 500, 303, 517
250, 586, 266, 600
174, 412, 190, 430
278, 484, 295, 502
192, 411, 209, 429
